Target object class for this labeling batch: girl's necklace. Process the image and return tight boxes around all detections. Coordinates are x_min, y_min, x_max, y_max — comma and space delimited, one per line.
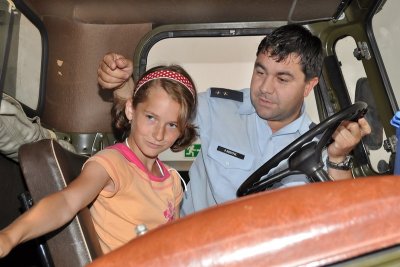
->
124, 139, 164, 176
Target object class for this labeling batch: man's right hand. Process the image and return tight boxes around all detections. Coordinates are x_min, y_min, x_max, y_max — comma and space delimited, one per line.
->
97, 53, 133, 90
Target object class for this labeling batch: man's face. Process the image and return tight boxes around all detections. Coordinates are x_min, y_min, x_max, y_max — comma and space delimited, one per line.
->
250, 51, 318, 132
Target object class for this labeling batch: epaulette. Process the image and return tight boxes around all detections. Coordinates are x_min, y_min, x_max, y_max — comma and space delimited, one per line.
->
210, 87, 243, 102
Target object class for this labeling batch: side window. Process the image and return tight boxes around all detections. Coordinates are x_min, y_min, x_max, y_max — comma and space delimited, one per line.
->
1, 0, 41, 110
373, 0, 400, 106
147, 35, 320, 167
335, 36, 389, 174
0, 0, 13, 97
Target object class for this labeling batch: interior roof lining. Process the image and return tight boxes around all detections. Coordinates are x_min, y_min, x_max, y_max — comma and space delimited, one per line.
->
25, 0, 345, 25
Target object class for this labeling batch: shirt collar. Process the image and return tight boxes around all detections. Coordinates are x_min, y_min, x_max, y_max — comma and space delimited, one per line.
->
238, 88, 255, 115
273, 105, 308, 136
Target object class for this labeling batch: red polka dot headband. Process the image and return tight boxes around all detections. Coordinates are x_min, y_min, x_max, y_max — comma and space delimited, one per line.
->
134, 70, 195, 100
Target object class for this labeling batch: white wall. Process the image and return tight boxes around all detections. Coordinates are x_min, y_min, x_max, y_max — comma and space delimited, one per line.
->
16, 14, 41, 109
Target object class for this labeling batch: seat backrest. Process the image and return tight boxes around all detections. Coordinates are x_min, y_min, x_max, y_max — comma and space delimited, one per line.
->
18, 139, 103, 267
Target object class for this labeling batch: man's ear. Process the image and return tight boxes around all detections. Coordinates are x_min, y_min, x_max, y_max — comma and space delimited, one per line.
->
304, 77, 319, 97
125, 99, 134, 121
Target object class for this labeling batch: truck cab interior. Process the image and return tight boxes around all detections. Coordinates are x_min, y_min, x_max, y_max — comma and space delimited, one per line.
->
1, 0, 400, 266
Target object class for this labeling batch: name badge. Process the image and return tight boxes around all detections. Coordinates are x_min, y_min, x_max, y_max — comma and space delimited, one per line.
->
217, 146, 245, 159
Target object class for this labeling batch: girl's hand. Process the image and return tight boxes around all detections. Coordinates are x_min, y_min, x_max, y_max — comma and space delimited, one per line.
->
0, 231, 14, 258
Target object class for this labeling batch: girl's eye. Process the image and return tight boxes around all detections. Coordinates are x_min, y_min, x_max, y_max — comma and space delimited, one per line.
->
146, 114, 155, 120
168, 123, 178, 128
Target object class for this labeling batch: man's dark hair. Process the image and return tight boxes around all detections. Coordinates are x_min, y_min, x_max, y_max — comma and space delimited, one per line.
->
257, 24, 323, 80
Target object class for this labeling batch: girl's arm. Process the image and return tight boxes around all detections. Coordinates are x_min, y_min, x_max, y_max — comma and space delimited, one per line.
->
0, 161, 111, 257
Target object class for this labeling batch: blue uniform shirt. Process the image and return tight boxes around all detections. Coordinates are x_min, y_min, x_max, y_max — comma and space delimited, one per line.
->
181, 88, 318, 216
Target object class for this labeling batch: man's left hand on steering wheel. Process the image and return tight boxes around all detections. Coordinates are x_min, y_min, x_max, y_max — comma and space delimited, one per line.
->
327, 115, 371, 180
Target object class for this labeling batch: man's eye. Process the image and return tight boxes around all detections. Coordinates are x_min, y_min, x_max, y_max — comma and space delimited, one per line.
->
278, 77, 288, 83
257, 70, 264, 75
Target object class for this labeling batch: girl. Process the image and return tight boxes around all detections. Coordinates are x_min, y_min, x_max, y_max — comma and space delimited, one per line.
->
0, 65, 198, 255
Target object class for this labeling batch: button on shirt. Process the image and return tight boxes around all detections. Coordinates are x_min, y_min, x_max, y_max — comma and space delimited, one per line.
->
181, 88, 317, 216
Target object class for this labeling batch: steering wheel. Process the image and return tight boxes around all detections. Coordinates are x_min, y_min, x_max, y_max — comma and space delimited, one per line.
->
236, 101, 368, 197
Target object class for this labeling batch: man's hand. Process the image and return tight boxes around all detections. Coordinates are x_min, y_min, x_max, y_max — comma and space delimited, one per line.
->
97, 53, 133, 90
328, 117, 371, 162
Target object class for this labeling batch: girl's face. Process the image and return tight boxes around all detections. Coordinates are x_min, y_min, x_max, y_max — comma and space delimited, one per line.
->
126, 84, 182, 161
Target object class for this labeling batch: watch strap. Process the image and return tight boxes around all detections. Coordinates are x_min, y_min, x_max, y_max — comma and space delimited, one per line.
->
326, 155, 353, 171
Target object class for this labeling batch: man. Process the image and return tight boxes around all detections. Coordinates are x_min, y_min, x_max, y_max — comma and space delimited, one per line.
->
97, 24, 371, 215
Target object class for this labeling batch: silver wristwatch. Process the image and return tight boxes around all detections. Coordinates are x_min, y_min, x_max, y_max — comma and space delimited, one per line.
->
326, 155, 353, 171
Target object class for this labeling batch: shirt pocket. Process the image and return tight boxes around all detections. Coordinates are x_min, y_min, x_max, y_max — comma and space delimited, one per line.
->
207, 140, 255, 171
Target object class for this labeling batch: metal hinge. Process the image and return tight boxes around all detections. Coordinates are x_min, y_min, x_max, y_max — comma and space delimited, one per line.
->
383, 135, 397, 153
55, 132, 117, 156
353, 41, 371, 60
